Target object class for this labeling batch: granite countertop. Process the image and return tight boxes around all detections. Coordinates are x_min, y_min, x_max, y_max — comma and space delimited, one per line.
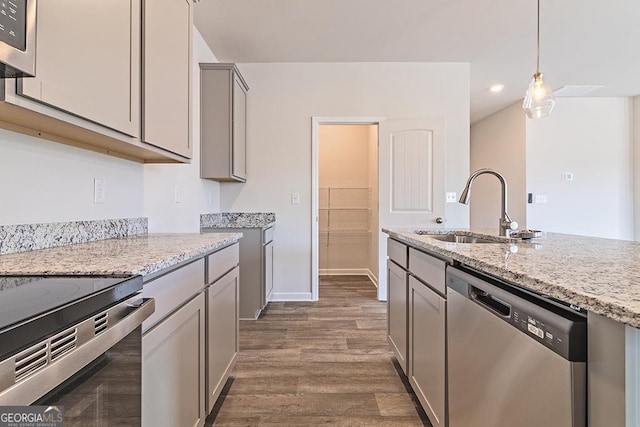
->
201, 212, 275, 229
384, 228, 640, 328
0, 233, 242, 279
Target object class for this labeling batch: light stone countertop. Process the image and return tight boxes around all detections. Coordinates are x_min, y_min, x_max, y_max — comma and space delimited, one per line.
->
384, 228, 640, 329
0, 233, 242, 279
201, 212, 275, 229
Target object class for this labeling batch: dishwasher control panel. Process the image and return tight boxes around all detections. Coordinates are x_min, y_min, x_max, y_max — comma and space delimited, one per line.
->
513, 309, 565, 352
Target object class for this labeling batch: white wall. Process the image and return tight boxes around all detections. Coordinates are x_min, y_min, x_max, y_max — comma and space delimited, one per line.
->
470, 102, 527, 230
220, 62, 470, 299
634, 96, 640, 241
318, 125, 370, 188
0, 118, 143, 226
143, 28, 221, 232
526, 98, 634, 240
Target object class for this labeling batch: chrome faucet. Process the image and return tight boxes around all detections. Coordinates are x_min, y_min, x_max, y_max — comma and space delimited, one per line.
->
459, 168, 518, 237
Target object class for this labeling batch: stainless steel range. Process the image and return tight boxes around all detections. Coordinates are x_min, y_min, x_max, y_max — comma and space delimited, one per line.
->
0, 275, 154, 424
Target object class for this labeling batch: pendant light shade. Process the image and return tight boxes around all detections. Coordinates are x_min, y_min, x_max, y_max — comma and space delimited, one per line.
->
523, 72, 555, 118
522, 0, 555, 118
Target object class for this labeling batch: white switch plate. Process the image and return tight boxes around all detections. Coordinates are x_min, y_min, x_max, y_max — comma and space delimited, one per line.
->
562, 172, 574, 181
446, 192, 457, 203
94, 179, 106, 203
534, 194, 547, 204
291, 192, 300, 205
174, 186, 181, 204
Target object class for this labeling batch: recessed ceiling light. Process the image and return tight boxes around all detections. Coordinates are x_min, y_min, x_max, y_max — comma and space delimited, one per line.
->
490, 84, 504, 93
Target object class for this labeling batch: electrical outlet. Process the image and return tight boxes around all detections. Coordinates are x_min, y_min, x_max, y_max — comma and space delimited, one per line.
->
446, 192, 457, 203
94, 179, 106, 203
534, 194, 547, 204
562, 172, 574, 182
291, 192, 300, 205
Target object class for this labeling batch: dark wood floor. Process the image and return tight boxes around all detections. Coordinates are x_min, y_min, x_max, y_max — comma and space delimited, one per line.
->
206, 275, 430, 426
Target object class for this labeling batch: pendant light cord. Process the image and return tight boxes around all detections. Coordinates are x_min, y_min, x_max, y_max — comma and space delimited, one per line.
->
536, 0, 540, 73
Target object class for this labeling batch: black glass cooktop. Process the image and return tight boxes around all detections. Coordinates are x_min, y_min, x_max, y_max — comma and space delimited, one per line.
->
0, 275, 143, 360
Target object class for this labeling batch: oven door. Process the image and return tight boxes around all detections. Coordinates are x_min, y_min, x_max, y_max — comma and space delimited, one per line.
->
0, 296, 154, 425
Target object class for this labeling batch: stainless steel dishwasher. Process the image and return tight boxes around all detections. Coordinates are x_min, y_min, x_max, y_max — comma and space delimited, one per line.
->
447, 266, 587, 427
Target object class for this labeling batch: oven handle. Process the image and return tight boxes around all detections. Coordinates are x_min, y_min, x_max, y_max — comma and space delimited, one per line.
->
0, 297, 155, 405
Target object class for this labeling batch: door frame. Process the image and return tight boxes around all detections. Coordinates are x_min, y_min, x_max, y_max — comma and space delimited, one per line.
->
311, 116, 386, 301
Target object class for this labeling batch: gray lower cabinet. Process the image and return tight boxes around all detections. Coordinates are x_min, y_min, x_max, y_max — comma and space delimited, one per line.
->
387, 260, 409, 373
205, 244, 240, 413
200, 63, 249, 182
141, 243, 241, 427
142, 291, 206, 427
409, 275, 446, 427
387, 238, 448, 427
264, 239, 274, 303
387, 239, 409, 374
408, 247, 448, 427
204, 227, 274, 319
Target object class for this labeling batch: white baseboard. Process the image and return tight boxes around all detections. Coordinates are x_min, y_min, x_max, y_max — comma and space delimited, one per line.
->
367, 269, 379, 288
319, 268, 370, 276
319, 268, 379, 288
270, 292, 313, 302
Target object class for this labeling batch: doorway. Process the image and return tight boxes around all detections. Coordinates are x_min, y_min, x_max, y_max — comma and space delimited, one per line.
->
311, 117, 383, 301
311, 117, 446, 302
318, 123, 379, 286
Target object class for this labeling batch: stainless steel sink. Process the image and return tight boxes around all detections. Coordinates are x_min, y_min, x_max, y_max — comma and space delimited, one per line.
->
426, 234, 500, 244
411, 231, 506, 244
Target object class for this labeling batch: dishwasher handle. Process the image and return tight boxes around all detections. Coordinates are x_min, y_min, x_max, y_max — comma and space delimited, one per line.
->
470, 286, 511, 317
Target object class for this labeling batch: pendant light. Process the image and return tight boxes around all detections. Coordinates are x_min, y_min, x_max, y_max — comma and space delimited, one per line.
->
522, 0, 555, 118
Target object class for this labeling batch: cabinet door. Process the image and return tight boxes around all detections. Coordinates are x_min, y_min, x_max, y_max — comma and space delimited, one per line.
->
409, 276, 446, 427
142, 0, 192, 158
19, 0, 139, 137
143, 293, 205, 427
231, 76, 247, 180
206, 267, 240, 413
387, 260, 408, 373
263, 241, 274, 305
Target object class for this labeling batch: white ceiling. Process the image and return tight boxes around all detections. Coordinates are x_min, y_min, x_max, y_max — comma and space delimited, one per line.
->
194, 0, 640, 123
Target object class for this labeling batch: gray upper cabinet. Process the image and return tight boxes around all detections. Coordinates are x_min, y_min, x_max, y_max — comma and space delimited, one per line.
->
18, 0, 140, 137
0, 0, 192, 163
200, 63, 249, 182
142, 0, 192, 159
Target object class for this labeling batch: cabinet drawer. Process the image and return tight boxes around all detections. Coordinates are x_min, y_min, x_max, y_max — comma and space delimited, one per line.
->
263, 226, 274, 244
409, 248, 446, 295
142, 259, 205, 332
388, 239, 408, 268
207, 243, 239, 284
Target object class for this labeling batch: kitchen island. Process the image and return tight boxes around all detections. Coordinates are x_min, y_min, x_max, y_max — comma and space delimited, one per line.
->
384, 227, 640, 427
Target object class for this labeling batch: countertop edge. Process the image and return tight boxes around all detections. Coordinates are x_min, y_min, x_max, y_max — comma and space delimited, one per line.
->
201, 222, 275, 230
136, 234, 242, 279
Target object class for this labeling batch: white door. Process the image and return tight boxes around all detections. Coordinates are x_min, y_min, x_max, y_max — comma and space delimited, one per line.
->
377, 118, 446, 300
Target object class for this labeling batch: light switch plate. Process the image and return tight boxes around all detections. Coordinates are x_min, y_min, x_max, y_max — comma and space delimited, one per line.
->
94, 179, 106, 203
446, 192, 457, 203
291, 192, 300, 205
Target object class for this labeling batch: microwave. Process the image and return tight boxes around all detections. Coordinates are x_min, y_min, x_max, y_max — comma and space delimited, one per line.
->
0, 0, 36, 78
